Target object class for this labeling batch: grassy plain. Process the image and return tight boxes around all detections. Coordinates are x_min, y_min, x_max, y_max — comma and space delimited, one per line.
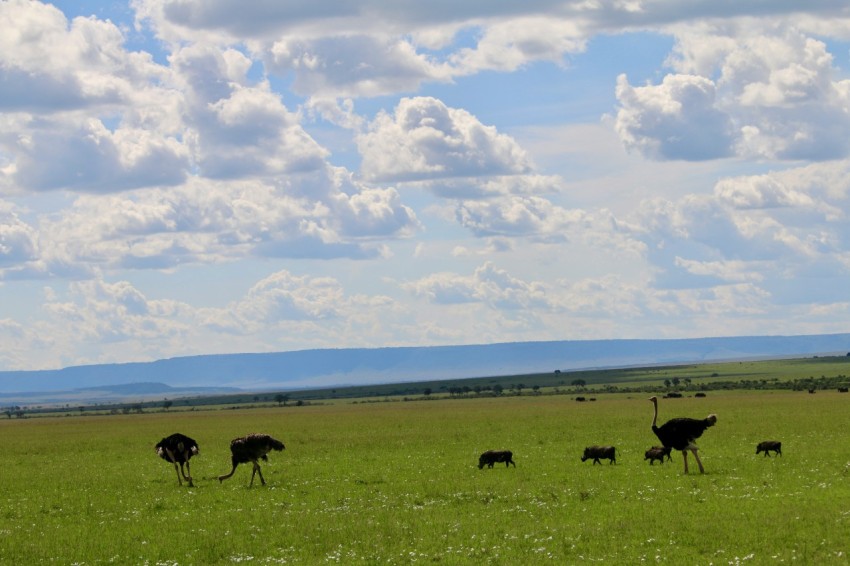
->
1, 391, 849, 564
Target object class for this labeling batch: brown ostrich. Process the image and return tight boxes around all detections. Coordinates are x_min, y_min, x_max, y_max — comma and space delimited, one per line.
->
218, 433, 285, 486
649, 396, 717, 474
155, 433, 199, 487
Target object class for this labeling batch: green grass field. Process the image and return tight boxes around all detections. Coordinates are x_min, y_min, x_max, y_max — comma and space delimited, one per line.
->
2, 391, 849, 564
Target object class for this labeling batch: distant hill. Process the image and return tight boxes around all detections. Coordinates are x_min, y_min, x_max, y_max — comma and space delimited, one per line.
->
1, 333, 849, 405
0, 382, 240, 406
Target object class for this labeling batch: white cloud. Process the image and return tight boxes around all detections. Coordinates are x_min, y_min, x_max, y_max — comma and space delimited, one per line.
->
620, 161, 850, 291
673, 257, 765, 283
203, 271, 345, 334
303, 97, 365, 130
13, 269, 407, 367
43, 278, 193, 345
3, 165, 419, 277
426, 174, 564, 200
170, 44, 330, 179
449, 17, 586, 74
0, 203, 38, 267
619, 23, 850, 161
359, 97, 532, 182
714, 175, 818, 210
615, 73, 734, 160
7, 118, 188, 192
455, 196, 579, 238
0, 1, 189, 194
267, 35, 452, 98
403, 261, 554, 310
0, 1, 161, 112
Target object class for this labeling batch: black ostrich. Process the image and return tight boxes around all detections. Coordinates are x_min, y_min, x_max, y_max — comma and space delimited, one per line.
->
155, 433, 199, 487
218, 433, 285, 487
649, 396, 717, 474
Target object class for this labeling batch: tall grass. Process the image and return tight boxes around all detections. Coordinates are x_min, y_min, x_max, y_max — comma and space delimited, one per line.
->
1, 391, 849, 563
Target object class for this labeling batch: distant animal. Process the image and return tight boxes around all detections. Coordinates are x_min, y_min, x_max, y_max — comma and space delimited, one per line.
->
155, 433, 199, 487
218, 433, 285, 486
478, 450, 516, 469
644, 445, 672, 465
649, 396, 717, 474
581, 445, 616, 465
838, 387, 848, 393
756, 441, 782, 457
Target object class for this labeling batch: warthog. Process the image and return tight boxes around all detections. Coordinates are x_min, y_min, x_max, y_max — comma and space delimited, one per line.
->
756, 440, 782, 457
581, 445, 616, 465
644, 445, 672, 465
478, 450, 516, 469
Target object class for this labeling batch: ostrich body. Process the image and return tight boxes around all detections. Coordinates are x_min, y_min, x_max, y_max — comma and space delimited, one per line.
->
649, 396, 716, 474
155, 433, 199, 487
218, 433, 285, 486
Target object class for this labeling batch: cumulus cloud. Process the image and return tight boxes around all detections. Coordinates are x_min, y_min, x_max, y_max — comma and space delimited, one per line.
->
403, 261, 554, 311
427, 174, 564, 200
359, 97, 532, 182
448, 16, 586, 74
43, 278, 193, 345
0, 0, 161, 112
18, 165, 418, 274
455, 196, 578, 238
266, 35, 451, 98
615, 73, 734, 161
0, 1, 190, 194
714, 174, 823, 211
357, 97, 572, 243
620, 161, 850, 291
7, 119, 188, 192
132, 2, 592, 102
303, 97, 364, 130
0, 203, 38, 268
400, 261, 777, 330
452, 196, 632, 251
1, 267, 415, 368
617, 23, 850, 161
0, 3, 168, 106
202, 271, 346, 335
170, 44, 329, 178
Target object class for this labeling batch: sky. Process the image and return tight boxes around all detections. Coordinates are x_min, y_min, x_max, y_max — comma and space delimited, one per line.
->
2, 1, 850, 372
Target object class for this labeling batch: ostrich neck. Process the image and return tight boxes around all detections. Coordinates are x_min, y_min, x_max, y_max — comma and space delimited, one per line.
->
651, 399, 658, 428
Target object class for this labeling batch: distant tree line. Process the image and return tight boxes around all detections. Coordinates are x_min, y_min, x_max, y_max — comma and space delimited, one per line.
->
6, 362, 850, 418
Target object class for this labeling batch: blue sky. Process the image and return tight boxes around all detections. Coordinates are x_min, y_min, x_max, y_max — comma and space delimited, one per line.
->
2, 1, 850, 371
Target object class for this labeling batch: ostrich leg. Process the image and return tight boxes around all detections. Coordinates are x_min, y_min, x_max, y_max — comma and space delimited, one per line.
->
183, 461, 194, 487
682, 450, 689, 474
165, 447, 183, 486
250, 462, 266, 486
691, 448, 705, 473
